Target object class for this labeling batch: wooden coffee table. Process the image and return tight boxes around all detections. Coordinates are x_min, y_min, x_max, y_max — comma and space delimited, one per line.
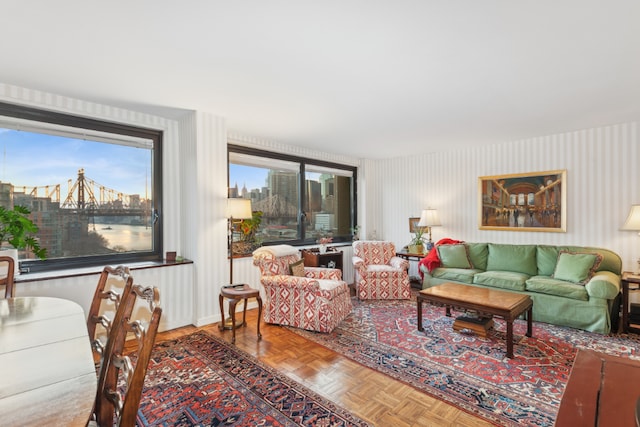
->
417, 282, 533, 358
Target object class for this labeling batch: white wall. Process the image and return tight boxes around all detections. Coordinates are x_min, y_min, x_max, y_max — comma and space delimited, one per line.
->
362, 122, 640, 272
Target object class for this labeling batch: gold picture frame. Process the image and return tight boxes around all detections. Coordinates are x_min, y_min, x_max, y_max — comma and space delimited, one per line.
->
478, 169, 567, 232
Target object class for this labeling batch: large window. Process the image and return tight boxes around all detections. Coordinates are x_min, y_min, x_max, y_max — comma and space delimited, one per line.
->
0, 102, 162, 272
228, 145, 356, 246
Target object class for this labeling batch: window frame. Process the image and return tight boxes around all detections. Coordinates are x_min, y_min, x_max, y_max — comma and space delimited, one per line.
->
0, 101, 163, 273
228, 144, 357, 246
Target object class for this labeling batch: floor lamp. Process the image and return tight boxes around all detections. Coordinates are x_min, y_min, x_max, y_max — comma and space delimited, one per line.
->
223, 198, 252, 329
226, 198, 253, 285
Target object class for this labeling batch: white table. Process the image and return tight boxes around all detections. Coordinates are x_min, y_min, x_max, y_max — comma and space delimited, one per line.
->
0, 297, 97, 426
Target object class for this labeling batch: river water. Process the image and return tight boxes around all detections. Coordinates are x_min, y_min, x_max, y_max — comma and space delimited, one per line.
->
94, 223, 153, 251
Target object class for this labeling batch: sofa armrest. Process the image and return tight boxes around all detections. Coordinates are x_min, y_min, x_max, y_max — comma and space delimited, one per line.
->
315, 279, 351, 299
352, 255, 365, 270
390, 256, 409, 270
419, 264, 434, 278
585, 271, 621, 300
260, 275, 320, 292
304, 267, 342, 281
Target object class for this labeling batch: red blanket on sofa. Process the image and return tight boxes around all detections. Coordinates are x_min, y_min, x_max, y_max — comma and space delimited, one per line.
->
417, 238, 464, 279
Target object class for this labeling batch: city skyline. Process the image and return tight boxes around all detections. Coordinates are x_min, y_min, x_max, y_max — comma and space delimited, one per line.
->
229, 163, 324, 195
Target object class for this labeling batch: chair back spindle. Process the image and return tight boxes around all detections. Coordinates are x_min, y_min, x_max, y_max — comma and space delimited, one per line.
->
0, 256, 15, 298
92, 284, 162, 427
87, 266, 133, 368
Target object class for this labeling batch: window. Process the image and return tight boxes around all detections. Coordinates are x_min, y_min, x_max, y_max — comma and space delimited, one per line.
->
228, 145, 356, 245
0, 102, 162, 272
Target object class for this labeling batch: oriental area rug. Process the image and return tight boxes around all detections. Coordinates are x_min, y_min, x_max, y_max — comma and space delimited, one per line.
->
288, 296, 640, 427
136, 331, 370, 426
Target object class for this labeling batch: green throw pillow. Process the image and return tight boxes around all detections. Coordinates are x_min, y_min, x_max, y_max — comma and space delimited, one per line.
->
437, 244, 473, 269
552, 251, 602, 285
289, 259, 305, 277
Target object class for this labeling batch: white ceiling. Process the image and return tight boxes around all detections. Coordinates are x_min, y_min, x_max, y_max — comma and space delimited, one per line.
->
2, 1, 639, 159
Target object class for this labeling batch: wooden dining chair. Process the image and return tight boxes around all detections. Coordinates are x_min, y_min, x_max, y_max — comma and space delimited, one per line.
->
0, 256, 15, 298
86, 266, 133, 369
90, 283, 162, 427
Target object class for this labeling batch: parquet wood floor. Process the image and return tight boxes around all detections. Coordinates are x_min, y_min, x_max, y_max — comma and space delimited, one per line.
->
147, 308, 493, 427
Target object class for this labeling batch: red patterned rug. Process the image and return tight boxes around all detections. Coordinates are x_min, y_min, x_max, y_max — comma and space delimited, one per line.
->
288, 296, 640, 427
136, 331, 370, 426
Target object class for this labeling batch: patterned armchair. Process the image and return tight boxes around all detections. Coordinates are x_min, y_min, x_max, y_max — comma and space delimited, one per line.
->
352, 241, 411, 300
252, 245, 352, 333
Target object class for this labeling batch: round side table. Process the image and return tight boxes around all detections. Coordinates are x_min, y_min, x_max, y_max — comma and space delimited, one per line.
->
218, 284, 262, 344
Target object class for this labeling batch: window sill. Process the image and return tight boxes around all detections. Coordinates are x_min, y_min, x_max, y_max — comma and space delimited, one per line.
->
231, 243, 352, 259
15, 259, 193, 283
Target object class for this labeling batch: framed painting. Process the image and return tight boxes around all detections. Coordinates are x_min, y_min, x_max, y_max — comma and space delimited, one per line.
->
478, 169, 566, 232
408, 217, 425, 233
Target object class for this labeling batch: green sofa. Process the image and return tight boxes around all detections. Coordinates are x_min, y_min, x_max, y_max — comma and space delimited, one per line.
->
419, 243, 622, 334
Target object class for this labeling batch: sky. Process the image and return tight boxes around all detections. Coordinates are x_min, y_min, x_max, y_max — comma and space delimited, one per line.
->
0, 128, 152, 199
229, 164, 267, 192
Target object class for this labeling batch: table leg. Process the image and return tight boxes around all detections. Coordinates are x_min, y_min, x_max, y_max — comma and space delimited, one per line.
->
228, 298, 239, 344
506, 320, 514, 358
526, 306, 533, 337
241, 298, 248, 328
623, 280, 629, 333
256, 295, 263, 340
218, 294, 225, 331
417, 297, 423, 331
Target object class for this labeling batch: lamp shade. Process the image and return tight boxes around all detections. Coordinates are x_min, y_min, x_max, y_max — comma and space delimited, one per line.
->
622, 205, 640, 231
226, 198, 252, 219
418, 208, 441, 227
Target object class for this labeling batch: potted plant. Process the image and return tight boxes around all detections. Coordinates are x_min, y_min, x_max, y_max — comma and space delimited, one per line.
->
408, 227, 426, 254
0, 205, 47, 271
233, 210, 263, 255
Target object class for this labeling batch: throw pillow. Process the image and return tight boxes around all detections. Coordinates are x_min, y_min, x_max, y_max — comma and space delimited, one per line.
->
289, 259, 305, 277
437, 244, 473, 269
552, 251, 603, 285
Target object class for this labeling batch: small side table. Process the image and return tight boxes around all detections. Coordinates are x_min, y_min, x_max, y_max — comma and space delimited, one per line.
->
301, 249, 343, 274
621, 271, 640, 334
218, 284, 263, 344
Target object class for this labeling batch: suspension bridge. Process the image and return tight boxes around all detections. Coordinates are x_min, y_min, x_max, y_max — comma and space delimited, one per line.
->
15, 168, 149, 216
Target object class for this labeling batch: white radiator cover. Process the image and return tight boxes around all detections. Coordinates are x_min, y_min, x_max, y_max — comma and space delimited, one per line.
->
15, 263, 195, 333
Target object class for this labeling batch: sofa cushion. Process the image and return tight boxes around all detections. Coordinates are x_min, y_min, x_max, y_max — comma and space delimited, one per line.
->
431, 267, 481, 284
437, 244, 472, 269
536, 245, 560, 277
473, 271, 529, 291
466, 243, 489, 270
525, 276, 589, 301
487, 244, 537, 276
553, 251, 602, 285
